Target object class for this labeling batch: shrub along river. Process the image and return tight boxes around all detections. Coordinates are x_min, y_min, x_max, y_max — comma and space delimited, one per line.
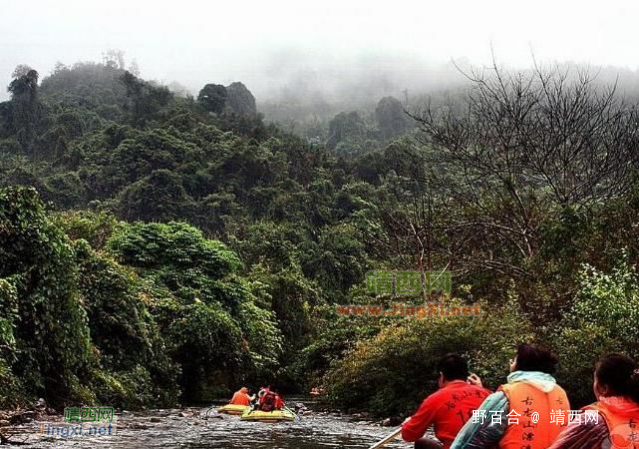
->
4, 398, 416, 448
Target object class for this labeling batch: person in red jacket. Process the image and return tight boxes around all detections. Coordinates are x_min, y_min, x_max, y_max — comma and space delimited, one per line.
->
402, 353, 491, 449
257, 386, 286, 411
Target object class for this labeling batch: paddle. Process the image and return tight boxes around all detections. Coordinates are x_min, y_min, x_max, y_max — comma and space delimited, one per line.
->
367, 427, 402, 449
283, 406, 300, 421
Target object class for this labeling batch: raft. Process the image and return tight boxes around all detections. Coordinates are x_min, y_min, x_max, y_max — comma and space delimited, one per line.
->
218, 404, 251, 415
240, 407, 297, 422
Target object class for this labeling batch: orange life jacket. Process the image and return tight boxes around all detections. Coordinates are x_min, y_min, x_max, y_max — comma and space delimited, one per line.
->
586, 400, 639, 449
498, 381, 570, 449
229, 391, 251, 406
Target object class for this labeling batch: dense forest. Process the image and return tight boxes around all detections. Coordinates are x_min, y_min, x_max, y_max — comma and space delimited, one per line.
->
1, 56, 639, 419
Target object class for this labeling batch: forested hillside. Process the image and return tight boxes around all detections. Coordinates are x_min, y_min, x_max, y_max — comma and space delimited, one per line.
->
1, 60, 639, 417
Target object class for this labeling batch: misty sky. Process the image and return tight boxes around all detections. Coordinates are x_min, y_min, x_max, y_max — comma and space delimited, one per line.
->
1, 0, 638, 101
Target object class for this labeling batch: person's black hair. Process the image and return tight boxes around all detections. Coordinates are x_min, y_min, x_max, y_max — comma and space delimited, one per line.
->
515, 343, 558, 375
437, 353, 469, 381
596, 353, 639, 404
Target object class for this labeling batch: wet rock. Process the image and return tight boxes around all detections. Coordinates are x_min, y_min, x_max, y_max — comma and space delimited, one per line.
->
9, 410, 35, 425
382, 417, 401, 426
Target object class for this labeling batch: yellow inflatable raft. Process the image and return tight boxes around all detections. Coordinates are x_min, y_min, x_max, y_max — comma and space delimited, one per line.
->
218, 404, 250, 415
240, 407, 296, 422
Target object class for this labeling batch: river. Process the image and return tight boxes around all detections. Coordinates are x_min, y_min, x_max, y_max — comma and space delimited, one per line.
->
4, 398, 417, 448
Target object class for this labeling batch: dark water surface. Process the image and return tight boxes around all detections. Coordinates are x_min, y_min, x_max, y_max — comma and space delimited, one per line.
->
7, 399, 416, 448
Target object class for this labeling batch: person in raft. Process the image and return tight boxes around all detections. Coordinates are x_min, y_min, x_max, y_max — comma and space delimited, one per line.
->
257, 386, 285, 412
229, 387, 254, 406
451, 343, 570, 449
549, 353, 639, 449
401, 353, 491, 449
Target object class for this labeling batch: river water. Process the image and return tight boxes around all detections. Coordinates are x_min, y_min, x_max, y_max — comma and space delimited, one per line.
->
5, 398, 416, 448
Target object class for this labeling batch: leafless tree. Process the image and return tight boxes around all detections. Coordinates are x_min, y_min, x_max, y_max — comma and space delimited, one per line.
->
409, 62, 639, 278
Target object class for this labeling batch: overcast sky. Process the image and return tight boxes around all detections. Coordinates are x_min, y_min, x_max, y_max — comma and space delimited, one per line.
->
1, 0, 639, 101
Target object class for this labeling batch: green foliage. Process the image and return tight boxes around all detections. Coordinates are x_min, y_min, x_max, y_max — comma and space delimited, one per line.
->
325, 299, 533, 417
7, 66, 44, 154
54, 210, 117, 249
120, 71, 173, 125
327, 111, 368, 151
118, 169, 195, 221
107, 221, 282, 401
198, 84, 227, 114
0, 189, 287, 407
159, 300, 245, 401
74, 240, 180, 406
238, 287, 284, 378
375, 96, 410, 139
0, 277, 24, 408
554, 257, 639, 406
0, 187, 95, 404
40, 61, 128, 121
108, 221, 241, 277
302, 222, 369, 298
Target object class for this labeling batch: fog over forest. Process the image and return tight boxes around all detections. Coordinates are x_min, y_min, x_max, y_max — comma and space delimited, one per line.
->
4, 0, 639, 110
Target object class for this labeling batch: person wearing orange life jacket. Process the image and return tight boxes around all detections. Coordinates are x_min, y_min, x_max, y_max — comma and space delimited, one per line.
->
401, 353, 491, 449
229, 387, 254, 406
549, 354, 639, 449
451, 343, 570, 449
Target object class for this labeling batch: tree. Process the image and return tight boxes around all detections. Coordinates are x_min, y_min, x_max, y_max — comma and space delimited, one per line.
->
0, 187, 96, 404
197, 84, 227, 114
7, 65, 42, 155
375, 96, 410, 139
326, 111, 366, 150
118, 169, 195, 222
120, 71, 173, 125
128, 59, 140, 77
103, 49, 126, 70
411, 64, 639, 279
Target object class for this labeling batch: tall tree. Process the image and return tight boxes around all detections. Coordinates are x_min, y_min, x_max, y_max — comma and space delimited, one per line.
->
7, 65, 42, 156
375, 96, 410, 139
197, 84, 227, 114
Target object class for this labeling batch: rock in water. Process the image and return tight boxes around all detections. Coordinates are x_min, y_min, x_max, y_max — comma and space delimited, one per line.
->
382, 416, 401, 426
